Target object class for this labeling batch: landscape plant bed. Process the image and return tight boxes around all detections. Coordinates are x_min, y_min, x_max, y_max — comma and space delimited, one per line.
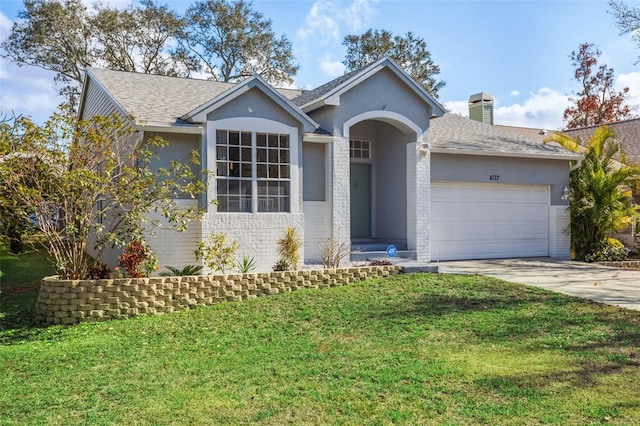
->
35, 265, 401, 325
596, 260, 640, 270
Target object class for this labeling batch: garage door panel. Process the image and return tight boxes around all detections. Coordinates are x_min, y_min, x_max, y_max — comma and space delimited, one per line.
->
431, 183, 549, 261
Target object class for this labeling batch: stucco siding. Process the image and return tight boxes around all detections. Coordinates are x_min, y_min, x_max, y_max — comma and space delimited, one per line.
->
206, 88, 300, 128
431, 153, 571, 205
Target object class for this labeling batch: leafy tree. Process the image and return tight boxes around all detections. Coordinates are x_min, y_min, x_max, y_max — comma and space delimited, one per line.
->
0, 0, 96, 109
545, 126, 640, 259
563, 43, 632, 129
1, 0, 195, 110
342, 29, 445, 97
91, 0, 195, 76
610, 0, 640, 63
0, 109, 205, 279
181, 0, 298, 85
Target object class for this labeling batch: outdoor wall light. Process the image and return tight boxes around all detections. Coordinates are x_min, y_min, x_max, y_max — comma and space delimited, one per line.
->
418, 143, 429, 155
561, 186, 570, 201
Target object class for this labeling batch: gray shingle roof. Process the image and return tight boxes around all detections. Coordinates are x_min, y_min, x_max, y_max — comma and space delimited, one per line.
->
429, 114, 582, 159
563, 118, 640, 165
291, 66, 365, 107
87, 68, 303, 126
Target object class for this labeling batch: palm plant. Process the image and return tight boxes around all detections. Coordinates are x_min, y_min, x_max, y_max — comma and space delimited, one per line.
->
160, 265, 204, 276
545, 126, 640, 259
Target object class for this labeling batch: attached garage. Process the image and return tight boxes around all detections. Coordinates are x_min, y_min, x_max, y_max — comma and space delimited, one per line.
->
431, 182, 550, 261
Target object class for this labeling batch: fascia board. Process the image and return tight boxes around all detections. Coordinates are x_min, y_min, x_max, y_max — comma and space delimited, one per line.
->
430, 146, 584, 161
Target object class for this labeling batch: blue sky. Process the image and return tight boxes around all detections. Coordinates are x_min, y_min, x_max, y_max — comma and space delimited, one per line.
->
1, 0, 639, 129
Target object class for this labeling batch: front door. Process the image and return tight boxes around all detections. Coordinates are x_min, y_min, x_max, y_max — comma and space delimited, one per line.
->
350, 163, 371, 238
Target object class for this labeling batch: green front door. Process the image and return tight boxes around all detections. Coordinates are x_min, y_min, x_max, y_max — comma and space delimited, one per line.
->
350, 163, 371, 238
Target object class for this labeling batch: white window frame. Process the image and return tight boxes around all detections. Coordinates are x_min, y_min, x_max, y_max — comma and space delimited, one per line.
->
207, 118, 299, 214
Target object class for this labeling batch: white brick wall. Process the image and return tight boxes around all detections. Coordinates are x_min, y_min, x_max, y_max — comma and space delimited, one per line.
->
303, 201, 331, 263
549, 205, 571, 259
202, 213, 304, 272
331, 136, 351, 266
416, 131, 431, 262
146, 200, 203, 272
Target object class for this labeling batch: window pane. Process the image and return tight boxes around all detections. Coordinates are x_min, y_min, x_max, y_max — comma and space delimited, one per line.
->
257, 181, 267, 195
229, 147, 240, 161
268, 149, 277, 162
241, 148, 251, 162
241, 132, 251, 146
229, 179, 240, 195
216, 161, 227, 176
241, 180, 252, 195
217, 196, 228, 212
228, 196, 241, 212
257, 133, 267, 147
353, 140, 361, 149
280, 165, 289, 178
216, 130, 227, 145
241, 164, 252, 177
257, 148, 266, 162
269, 165, 279, 179
229, 131, 240, 145
229, 162, 239, 177
216, 146, 227, 160
280, 181, 289, 196
280, 135, 289, 148
268, 134, 278, 147
257, 164, 267, 178
217, 179, 227, 194
280, 149, 289, 163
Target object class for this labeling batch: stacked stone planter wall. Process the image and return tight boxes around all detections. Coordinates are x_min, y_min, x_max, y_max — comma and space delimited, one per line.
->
596, 260, 640, 270
35, 266, 401, 325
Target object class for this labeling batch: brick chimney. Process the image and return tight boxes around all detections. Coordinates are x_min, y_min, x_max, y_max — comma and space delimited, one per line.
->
469, 92, 494, 125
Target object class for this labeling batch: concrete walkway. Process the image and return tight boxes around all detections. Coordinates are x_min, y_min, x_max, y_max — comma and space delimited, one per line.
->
439, 258, 640, 311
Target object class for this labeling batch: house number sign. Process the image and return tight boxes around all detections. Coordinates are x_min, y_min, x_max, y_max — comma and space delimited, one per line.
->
489, 175, 500, 181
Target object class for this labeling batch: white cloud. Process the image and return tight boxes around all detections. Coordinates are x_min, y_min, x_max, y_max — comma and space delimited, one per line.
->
0, 12, 11, 39
494, 88, 570, 130
319, 55, 345, 77
444, 87, 570, 130
297, 0, 378, 43
616, 71, 640, 115
510, 90, 519, 97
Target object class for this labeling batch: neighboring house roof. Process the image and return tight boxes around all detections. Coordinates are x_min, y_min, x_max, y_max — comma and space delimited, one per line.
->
494, 125, 552, 143
292, 56, 447, 117
429, 113, 582, 160
83, 68, 304, 127
562, 118, 640, 164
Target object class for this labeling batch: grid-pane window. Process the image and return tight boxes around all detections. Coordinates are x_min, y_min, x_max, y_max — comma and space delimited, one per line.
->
216, 130, 252, 212
256, 133, 290, 212
350, 139, 371, 159
216, 130, 290, 213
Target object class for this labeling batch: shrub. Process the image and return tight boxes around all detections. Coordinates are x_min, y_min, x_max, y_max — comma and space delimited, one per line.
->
195, 232, 238, 273
272, 258, 289, 271
320, 236, 349, 268
160, 265, 204, 276
236, 255, 257, 273
584, 238, 630, 262
86, 261, 110, 279
278, 226, 302, 270
118, 240, 158, 277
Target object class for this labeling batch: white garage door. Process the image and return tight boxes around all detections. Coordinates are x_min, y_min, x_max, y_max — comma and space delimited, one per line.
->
431, 182, 549, 261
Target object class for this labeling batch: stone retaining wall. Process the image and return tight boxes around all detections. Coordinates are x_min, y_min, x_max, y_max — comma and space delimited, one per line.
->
35, 266, 401, 325
596, 260, 640, 270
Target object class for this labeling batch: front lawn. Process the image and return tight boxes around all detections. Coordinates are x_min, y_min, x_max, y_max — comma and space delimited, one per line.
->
1, 270, 639, 424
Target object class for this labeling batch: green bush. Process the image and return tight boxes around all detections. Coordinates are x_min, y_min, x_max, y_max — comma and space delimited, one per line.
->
584, 239, 630, 262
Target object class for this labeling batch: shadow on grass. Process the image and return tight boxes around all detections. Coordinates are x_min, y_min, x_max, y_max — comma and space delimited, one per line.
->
0, 289, 65, 344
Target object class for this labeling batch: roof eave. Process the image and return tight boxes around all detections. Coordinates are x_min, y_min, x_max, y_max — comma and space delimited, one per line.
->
81, 68, 133, 121
135, 122, 203, 135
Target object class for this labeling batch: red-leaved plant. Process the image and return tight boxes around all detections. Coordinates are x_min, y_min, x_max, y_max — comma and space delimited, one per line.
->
118, 240, 149, 278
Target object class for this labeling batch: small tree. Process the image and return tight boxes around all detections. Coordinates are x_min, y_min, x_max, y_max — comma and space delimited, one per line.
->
610, 1, 640, 64
342, 29, 445, 97
563, 43, 632, 129
195, 232, 238, 273
0, 109, 205, 279
545, 126, 640, 259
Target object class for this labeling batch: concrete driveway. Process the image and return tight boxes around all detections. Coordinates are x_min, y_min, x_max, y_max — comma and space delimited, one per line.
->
439, 258, 640, 311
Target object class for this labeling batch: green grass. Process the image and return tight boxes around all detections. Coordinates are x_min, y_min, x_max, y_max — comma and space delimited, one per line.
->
1, 255, 640, 425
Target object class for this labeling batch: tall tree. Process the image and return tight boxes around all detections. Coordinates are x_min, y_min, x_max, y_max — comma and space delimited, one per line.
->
92, 0, 195, 77
610, 0, 640, 63
563, 43, 632, 129
1, 0, 196, 111
545, 127, 640, 259
342, 29, 445, 97
0, 0, 96, 109
181, 0, 298, 85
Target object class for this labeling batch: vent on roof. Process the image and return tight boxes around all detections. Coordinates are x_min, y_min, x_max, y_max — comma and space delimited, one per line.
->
468, 92, 494, 125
